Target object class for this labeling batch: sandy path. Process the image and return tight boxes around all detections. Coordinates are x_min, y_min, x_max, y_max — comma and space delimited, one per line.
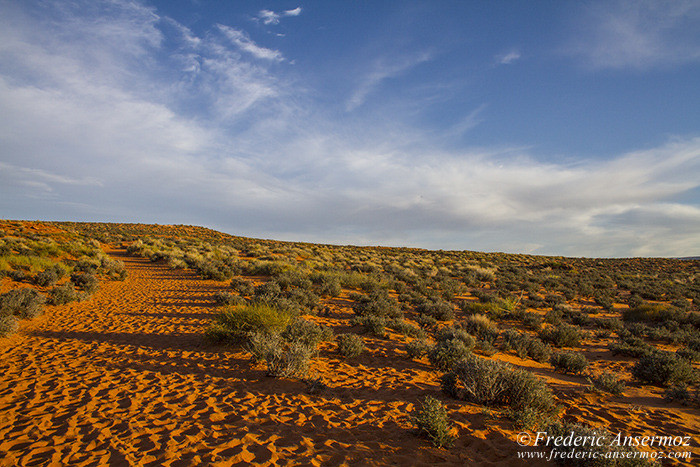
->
0, 249, 540, 466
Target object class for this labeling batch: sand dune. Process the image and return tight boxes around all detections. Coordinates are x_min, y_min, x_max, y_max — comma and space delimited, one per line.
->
1, 248, 697, 465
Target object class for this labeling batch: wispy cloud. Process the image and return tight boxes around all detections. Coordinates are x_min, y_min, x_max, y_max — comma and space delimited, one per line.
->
256, 7, 302, 26
496, 50, 521, 65
217, 25, 284, 61
346, 52, 432, 111
566, 0, 700, 69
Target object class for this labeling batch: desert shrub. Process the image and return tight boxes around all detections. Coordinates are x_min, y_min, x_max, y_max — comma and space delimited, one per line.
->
33, 265, 63, 287
70, 272, 98, 293
243, 260, 288, 276
353, 315, 387, 337
522, 312, 543, 331
282, 319, 333, 350
632, 351, 695, 386
7, 270, 29, 282
664, 384, 700, 407
416, 314, 438, 328
247, 331, 283, 363
475, 340, 498, 357
337, 333, 365, 358
0, 315, 19, 337
594, 293, 614, 311
308, 272, 342, 297
213, 291, 245, 306
416, 300, 455, 321
406, 339, 431, 359
0, 288, 46, 319
550, 350, 588, 375
230, 278, 255, 296
539, 323, 582, 348
429, 338, 473, 371
413, 396, 454, 448
99, 258, 127, 280
388, 319, 426, 338
587, 373, 626, 396
48, 283, 83, 305
265, 341, 314, 378
623, 303, 684, 324
354, 292, 402, 319
677, 347, 700, 363
207, 303, 293, 343
500, 329, 552, 363
462, 314, 499, 343
609, 335, 654, 358
441, 355, 555, 415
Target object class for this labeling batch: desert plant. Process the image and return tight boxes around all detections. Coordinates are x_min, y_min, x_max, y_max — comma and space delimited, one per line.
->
413, 396, 455, 448
429, 338, 472, 371
70, 272, 99, 293
406, 339, 431, 359
664, 384, 700, 406
265, 341, 315, 378
539, 323, 582, 348
282, 319, 333, 350
207, 303, 294, 343
550, 350, 588, 375
48, 283, 83, 305
441, 355, 555, 415
632, 351, 695, 386
587, 373, 626, 396
337, 333, 365, 358
0, 288, 46, 319
213, 291, 244, 306
462, 314, 499, 343
0, 315, 19, 337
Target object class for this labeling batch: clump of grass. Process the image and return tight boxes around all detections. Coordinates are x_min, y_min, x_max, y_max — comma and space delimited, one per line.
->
413, 396, 455, 448
337, 333, 365, 358
206, 303, 294, 343
213, 291, 245, 306
550, 350, 589, 375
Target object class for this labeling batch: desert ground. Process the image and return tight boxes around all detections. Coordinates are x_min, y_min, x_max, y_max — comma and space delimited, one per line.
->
0, 221, 698, 466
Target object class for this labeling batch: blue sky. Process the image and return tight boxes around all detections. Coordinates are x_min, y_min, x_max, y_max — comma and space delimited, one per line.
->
1, 0, 699, 257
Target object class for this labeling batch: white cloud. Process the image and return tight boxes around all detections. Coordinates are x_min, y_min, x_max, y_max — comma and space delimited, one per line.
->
497, 50, 521, 65
256, 7, 302, 25
346, 52, 432, 111
566, 0, 700, 69
217, 25, 284, 61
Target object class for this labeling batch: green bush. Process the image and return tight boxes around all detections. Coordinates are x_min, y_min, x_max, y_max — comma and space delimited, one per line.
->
413, 396, 455, 448
632, 351, 695, 386
353, 314, 388, 337
441, 355, 555, 415
416, 300, 455, 321
500, 329, 552, 363
539, 323, 582, 348
48, 283, 83, 305
664, 384, 700, 407
33, 265, 63, 287
462, 314, 499, 343
338, 333, 365, 358
281, 319, 333, 350
70, 272, 99, 293
213, 291, 245, 306
265, 341, 314, 378
429, 338, 472, 371
207, 303, 293, 343
0, 315, 19, 337
550, 350, 588, 375
0, 288, 46, 319
588, 373, 626, 396
406, 339, 431, 359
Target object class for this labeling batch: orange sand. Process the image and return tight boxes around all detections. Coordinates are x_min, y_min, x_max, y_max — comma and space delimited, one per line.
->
0, 249, 697, 465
